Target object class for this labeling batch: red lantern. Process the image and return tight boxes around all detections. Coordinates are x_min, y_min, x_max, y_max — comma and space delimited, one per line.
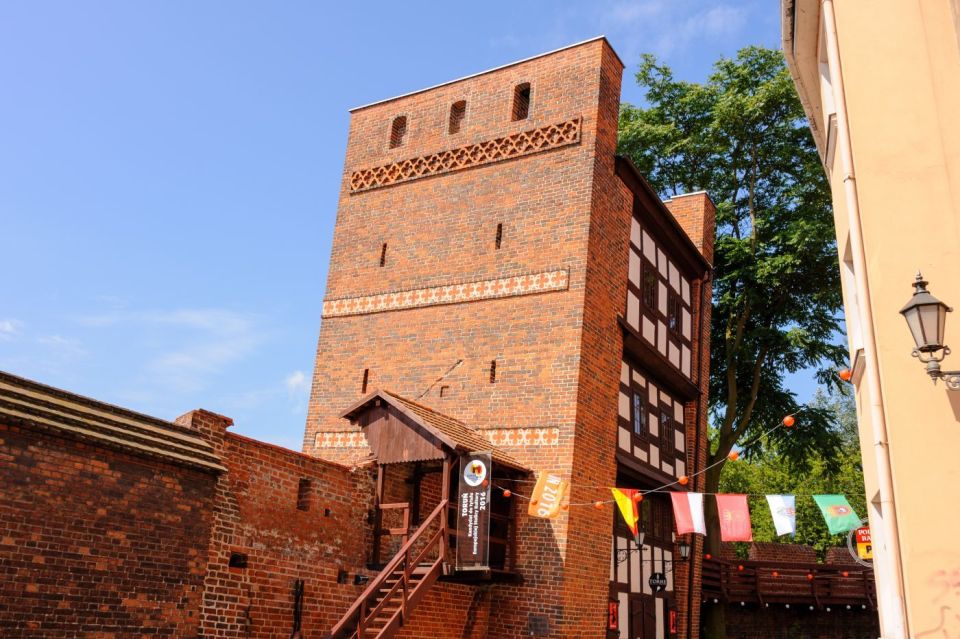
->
705, 554, 712, 560
737, 565, 744, 572
838, 369, 853, 382
807, 573, 814, 581
531, 499, 539, 506
502, 489, 512, 498
594, 501, 604, 509
632, 492, 644, 503
783, 415, 796, 428
678, 475, 689, 486
728, 451, 739, 461
772, 571, 779, 578
842, 571, 849, 578
562, 503, 569, 511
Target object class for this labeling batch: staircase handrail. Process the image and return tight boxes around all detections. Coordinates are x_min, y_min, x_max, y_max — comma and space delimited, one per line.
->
328, 498, 448, 639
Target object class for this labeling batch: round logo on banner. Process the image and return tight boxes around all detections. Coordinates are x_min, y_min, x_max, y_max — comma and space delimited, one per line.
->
776, 506, 795, 516
463, 459, 488, 487
828, 505, 852, 516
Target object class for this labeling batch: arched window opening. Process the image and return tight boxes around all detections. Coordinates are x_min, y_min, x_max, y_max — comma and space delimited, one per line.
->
389, 116, 407, 148
449, 100, 466, 134
512, 83, 531, 121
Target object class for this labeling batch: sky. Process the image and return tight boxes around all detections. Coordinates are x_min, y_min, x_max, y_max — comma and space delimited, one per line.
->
0, 1, 795, 451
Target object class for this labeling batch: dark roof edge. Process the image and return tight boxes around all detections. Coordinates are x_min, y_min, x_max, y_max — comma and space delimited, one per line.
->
614, 155, 714, 273
350, 36, 624, 113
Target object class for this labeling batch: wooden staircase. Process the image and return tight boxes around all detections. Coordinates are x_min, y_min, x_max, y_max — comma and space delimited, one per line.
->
328, 499, 448, 639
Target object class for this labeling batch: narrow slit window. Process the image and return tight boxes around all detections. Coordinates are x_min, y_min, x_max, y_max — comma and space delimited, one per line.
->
642, 266, 657, 309
379, 243, 387, 267
512, 83, 531, 121
296, 478, 312, 511
389, 116, 407, 148
489, 360, 497, 383
361, 369, 369, 393
632, 392, 645, 436
668, 293, 681, 334
495, 223, 503, 250
448, 100, 466, 134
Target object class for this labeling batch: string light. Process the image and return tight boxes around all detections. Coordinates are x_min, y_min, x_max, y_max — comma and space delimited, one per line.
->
838, 368, 853, 382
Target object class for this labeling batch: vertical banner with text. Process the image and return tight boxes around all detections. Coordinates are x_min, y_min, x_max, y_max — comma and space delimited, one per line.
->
456, 451, 491, 570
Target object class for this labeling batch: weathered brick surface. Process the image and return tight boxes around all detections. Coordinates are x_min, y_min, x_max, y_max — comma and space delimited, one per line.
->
0, 421, 216, 637
176, 409, 376, 638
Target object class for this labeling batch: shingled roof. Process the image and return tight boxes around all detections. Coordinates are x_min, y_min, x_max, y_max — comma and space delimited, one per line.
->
342, 389, 528, 471
0, 370, 225, 473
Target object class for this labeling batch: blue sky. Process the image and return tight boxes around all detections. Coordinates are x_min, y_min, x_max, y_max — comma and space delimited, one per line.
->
1, 1, 794, 450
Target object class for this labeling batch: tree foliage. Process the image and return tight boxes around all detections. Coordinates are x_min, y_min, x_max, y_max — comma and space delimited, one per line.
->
618, 47, 846, 492
719, 390, 866, 559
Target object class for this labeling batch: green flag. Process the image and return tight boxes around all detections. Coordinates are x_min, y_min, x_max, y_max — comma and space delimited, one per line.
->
813, 495, 860, 534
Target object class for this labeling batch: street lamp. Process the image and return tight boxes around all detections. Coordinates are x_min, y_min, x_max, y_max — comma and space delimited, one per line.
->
900, 272, 960, 389
615, 527, 646, 565
678, 539, 691, 561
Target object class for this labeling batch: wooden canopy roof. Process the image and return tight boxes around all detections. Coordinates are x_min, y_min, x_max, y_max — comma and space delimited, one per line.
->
341, 389, 528, 472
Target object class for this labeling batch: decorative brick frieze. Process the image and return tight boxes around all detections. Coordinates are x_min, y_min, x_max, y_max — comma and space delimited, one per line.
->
482, 427, 560, 447
349, 117, 582, 192
314, 431, 367, 449
321, 269, 570, 318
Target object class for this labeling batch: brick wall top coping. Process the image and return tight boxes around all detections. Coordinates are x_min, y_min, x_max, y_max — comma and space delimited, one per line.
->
0, 369, 225, 473
349, 36, 624, 113
226, 431, 355, 472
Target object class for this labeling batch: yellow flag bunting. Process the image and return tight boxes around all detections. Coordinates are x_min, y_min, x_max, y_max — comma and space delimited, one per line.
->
611, 488, 642, 545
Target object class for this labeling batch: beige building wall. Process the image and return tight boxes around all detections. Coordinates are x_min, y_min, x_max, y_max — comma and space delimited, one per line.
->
784, 0, 960, 637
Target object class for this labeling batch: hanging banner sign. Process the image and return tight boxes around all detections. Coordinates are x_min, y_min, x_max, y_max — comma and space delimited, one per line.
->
457, 451, 491, 570
528, 471, 568, 519
649, 572, 667, 592
856, 527, 872, 560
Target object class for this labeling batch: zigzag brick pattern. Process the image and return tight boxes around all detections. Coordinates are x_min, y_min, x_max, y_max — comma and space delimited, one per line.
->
349, 117, 582, 192
321, 269, 570, 318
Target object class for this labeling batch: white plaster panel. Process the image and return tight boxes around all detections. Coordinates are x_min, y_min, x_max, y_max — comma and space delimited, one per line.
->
648, 382, 658, 404
617, 536, 629, 584
662, 461, 673, 475
642, 545, 652, 595
669, 261, 680, 292
681, 345, 691, 377
629, 249, 641, 286
621, 360, 630, 385
666, 552, 674, 591
668, 342, 680, 368
660, 390, 673, 406
657, 320, 667, 355
657, 248, 668, 277
642, 229, 656, 264
634, 445, 648, 462
631, 218, 642, 248
618, 592, 629, 639
658, 282, 668, 316
627, 291, 640, 331
619, 426, 631, 451
631, 546, 641, 593
642, 316, 656, 344
682, 277, 691, 304
682, 309, 691, 339
674, 402, 684, 422
675, 431, 686, 454
619, 392, 631, 419
656, 599, 664, 639
676, 458, 685, 477
632, 370, 646, 387
649, 444, 660, 467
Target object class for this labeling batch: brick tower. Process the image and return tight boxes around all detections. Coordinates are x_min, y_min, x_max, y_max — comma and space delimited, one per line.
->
306, 37, 714, 639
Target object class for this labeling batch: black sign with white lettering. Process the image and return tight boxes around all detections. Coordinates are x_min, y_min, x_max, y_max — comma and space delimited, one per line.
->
649, 572, 667, 592
456, 451, 491, 570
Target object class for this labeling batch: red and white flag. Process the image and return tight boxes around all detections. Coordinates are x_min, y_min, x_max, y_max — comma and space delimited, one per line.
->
670, 492, 706, 535
716, 494, 753, 542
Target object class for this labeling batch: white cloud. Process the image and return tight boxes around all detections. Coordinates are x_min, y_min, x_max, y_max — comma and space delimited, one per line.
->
36, 334, 86, 356
0, 319, 22, 340
285, 370, 308, 396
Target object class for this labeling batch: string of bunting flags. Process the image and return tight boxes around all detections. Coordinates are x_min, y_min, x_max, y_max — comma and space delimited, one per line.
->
495, 407, 864, 541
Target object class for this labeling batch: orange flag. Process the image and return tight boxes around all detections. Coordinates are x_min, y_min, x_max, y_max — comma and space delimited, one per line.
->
528, 471, 568, 519
611, 488, 642, 545
716, 494, 753, 542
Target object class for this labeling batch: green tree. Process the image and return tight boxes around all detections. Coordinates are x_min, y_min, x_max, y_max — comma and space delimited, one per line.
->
618, 47, 846, 637
720, 390, 866, 560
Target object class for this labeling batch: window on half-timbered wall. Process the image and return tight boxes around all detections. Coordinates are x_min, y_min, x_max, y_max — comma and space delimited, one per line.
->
624, 212, 696, 379
618, 358, 688, 481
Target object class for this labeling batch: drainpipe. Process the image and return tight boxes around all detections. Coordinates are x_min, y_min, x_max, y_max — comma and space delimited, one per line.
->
820, 1, 909, 636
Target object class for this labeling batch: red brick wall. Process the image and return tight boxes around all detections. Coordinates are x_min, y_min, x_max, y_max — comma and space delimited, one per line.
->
176, 410, 375, 638
0, 421, 216, 637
